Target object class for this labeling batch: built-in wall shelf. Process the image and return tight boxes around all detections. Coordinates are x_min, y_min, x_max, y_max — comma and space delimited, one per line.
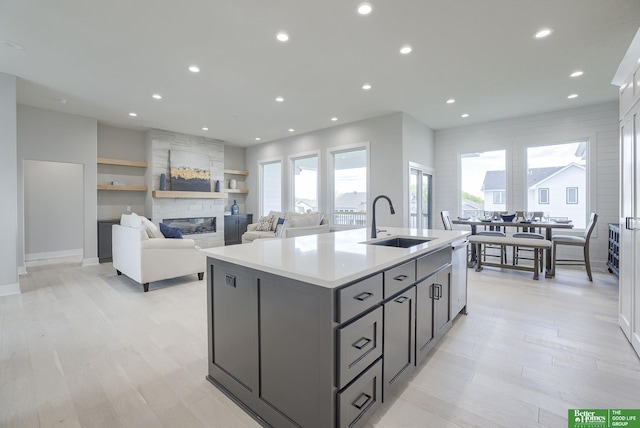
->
224, 169, 249, 176
152, 190, 228, 199
225, 189, 249, 194
97, 158, 148, 168
98, 184, 148, 191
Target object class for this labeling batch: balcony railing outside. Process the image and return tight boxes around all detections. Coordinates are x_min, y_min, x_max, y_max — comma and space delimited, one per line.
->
333, 211, 367, 226
409, 213, 430, 229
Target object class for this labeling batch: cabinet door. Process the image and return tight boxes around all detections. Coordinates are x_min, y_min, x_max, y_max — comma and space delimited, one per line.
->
620, 113, 634, 341
415, 278, 434, 365
210, 263, 258, 393
224, 216, 239, 245
383, 286, 415, 391
434, 268, 452, 339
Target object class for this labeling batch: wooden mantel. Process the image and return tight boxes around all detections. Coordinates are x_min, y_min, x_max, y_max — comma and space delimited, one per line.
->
152, 190, 228, 199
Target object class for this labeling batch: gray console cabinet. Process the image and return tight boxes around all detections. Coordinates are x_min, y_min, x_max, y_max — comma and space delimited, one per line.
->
206, 244, 461, 428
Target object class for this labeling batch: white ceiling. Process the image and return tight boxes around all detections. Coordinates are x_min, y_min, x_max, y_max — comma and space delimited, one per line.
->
1, 0, 639, 147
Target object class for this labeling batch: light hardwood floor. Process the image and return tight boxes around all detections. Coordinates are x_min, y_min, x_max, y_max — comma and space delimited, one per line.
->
1, 260, 638, 427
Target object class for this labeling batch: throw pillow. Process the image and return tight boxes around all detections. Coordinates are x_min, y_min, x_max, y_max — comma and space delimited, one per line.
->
273, 217, 286, 237
255, 214, 274, 231
140, 216, 164, 239
268, 211, 284, 230
160, 223, 183, 239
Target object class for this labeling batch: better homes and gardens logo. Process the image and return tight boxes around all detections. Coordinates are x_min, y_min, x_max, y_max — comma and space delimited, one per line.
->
569, 409, 640, 428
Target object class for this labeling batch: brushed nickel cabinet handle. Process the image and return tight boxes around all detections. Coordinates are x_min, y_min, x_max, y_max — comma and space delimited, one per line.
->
354, 292, 373, 301
352, 393, 372, 410
352, 337, 372, 350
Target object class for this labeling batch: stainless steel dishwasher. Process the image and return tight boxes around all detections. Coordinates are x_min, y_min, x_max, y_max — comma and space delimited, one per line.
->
450, 239, 469, 316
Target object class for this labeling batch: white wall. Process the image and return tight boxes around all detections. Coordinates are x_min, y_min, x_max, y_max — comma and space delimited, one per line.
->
435, 102, 620, 268
0, 73, 19, 295
17, 105, 98, 268
24, 160, 84, 259
245, 112, 436, 228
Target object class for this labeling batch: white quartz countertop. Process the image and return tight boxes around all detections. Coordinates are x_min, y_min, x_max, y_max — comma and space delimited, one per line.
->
200, 227, 469, 288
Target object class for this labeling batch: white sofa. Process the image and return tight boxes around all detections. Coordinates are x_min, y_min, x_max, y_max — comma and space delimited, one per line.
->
112, 213, 205, 292
241, 211, 330, 243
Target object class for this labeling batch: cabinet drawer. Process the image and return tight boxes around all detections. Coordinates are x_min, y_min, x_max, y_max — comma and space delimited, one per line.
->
417, 247, 451, 281
337, 273, 383, 323
337, 306, 383, 389
384, 260, 416, 297
337, 358, 382, 428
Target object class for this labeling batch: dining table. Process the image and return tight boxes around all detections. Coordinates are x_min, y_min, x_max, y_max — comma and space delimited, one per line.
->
452, 218, 574, 278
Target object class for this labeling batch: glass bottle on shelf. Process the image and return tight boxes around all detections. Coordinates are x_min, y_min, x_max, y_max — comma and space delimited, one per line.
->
231, 200, 239, 215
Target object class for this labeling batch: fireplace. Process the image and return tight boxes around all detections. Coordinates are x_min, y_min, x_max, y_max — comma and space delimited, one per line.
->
162, 217, 216, 235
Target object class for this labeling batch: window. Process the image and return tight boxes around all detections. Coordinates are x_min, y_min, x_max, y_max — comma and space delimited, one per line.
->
260, 160, 282, 216
493, 191, 506, 204
409, 164, 433, 228
538, 188, 549, 204
526, 141, 587, 228
291, 154, 319, 213
460, 150, 506, 217
566, 187, 578, 204
330, 146, 367, 226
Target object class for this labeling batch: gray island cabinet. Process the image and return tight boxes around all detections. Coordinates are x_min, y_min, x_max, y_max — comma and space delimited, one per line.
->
202, 228, 469, 428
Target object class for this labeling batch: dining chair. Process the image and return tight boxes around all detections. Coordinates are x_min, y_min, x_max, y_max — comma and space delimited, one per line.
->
551, 213, 598, 281
475, 213, 507, 264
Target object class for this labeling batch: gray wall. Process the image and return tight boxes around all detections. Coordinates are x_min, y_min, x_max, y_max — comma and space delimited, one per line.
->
23, 160, 84, 258
17, 105, 98, 268
0, 73, 18, 295
245, 112, 435, 228
434, 102, 619, 269
97, 124, 147, 219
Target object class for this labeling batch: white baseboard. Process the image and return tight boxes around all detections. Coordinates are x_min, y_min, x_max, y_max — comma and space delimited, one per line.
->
25, 249, 83, 262
17, 266, 27, 276
0, 282, 21, 297
82, 257, 99, 267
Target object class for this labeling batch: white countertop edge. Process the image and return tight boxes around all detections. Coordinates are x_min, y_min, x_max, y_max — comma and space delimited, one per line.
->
201, 228, 469, 289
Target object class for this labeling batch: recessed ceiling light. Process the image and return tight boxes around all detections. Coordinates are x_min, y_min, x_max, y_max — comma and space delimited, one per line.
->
331, 117, 338, 121
357, 3, 373, 15
152, 94, 162, 100
3, 40, 24, 50
276, 32, 289, 42
255, 137, 261, 141
461, 113, 469, 118
533, 28, 554, 39
289, 128, 294, 132
129, 112, 138, 117
275, 96, 284, 102
400, 45, 412, 55
570, 70, 584, 78
362, 83, 372, 90
202, 127, 208, 131
188, 65, 200, 73
446, 98, 455, 104
567, 94, 578, 99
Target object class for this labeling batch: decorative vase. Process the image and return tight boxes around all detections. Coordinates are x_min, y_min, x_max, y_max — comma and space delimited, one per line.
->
230, 179, 237, 189
231, 200, 239, 215
159, 173, 166, 190
215, 180, 221, 192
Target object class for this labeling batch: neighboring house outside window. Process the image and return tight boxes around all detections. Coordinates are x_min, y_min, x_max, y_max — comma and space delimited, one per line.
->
566, 187, 578, 204
538, 188, 549, 204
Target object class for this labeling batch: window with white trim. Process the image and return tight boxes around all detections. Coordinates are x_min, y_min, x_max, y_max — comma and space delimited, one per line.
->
566, 187, 578, 204
291, 154, 319, 213
260, 160, 282, 216
330, 146, 367, 226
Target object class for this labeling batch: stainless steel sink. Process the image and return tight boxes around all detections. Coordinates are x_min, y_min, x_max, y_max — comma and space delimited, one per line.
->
365, 237, 433, 248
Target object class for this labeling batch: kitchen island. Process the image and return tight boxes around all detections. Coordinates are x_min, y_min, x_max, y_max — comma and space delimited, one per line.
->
201, 227, 469, 428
